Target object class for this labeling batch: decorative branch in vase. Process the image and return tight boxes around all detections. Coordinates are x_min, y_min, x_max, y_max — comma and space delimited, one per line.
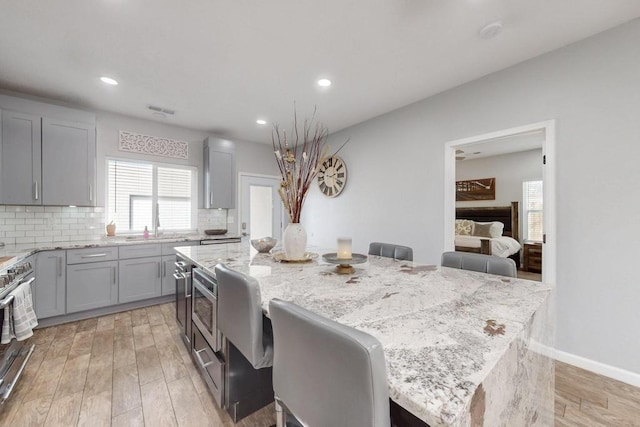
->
272, 107, 347, 260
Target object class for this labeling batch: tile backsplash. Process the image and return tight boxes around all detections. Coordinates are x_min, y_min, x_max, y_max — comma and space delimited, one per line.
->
0, 205, 105, 245
0, 205, 233, 245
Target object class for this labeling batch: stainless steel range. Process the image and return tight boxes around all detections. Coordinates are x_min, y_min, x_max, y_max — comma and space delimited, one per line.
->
0, 258, 35, 405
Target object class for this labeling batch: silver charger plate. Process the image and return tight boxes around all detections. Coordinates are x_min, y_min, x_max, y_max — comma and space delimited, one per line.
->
272, 252, 319, 263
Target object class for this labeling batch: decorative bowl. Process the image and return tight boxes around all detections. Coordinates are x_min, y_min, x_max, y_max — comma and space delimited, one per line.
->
204, 229, 227, 236
251, 237, 277, 253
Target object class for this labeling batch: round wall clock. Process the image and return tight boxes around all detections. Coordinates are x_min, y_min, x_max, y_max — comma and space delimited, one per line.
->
317, 155, 347, 197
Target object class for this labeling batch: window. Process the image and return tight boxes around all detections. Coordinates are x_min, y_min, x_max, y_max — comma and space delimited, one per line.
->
523, 180, 543, 242
107, 159, 197, 233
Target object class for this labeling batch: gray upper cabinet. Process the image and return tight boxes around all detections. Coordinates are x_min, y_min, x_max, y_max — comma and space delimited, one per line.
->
42, 118, 96, 206
204, 137, 235, 208
34, 250, 66, 318
0, 110, 42, 205
0, 94, 96, 206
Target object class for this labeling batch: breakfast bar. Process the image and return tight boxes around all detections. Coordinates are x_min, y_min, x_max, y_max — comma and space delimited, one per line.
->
176, 242, 554, 426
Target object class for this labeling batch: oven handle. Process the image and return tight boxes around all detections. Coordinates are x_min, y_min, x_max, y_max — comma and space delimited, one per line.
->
193, 279, 216, 301
194, 348, 215, 368
173, 272, 191, 298
0, 277, 35, 308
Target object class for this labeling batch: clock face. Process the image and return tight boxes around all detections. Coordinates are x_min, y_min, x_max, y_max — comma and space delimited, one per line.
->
317, 156, 347, 197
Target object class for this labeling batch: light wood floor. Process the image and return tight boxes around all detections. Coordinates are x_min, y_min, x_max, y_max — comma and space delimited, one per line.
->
0, 303, 274, 427
2, 303, 639, 426
555, 360, 640, 426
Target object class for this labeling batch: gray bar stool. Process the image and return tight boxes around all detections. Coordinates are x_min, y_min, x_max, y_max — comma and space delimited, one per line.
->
368, 242, 414, 261
441, 251, 517, 278
216, 264, 275, 422
269, 298, 390, 427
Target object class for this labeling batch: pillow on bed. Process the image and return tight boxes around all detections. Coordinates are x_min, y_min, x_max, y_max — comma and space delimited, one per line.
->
472, 221, 504, 238
455, 220, 474, 235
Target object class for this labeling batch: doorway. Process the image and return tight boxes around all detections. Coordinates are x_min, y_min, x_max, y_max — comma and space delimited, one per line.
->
443, 120, 556, 285
239, 174, 284, 240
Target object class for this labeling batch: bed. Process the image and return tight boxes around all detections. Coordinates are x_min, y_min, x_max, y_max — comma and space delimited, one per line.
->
455, 201, 521, 268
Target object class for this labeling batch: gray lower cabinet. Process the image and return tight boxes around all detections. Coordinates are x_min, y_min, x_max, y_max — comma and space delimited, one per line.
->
34, 250, 66, 318
67, 261, 118, 313
119, 257, 162, 303
161, 254, 177, 296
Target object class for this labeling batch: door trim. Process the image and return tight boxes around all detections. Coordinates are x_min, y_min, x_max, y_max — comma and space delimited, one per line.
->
238, 172, 284, 239
443, 120, 556, 285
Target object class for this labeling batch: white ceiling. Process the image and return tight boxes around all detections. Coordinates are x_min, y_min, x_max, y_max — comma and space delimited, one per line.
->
1, 1, 639, 144
456, 130, 544, 160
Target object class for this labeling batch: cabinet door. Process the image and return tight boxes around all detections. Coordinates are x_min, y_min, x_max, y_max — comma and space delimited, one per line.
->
67, 261, 118, 313
41, 118, 96, 206
119, 257, 162, 303
34, 250, 66, 318
204, 138, 235, 209
0, 110, 42, 205
161, 254, 177, 296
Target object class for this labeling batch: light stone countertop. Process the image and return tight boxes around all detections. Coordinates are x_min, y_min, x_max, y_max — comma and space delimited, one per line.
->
0, 233, 241, 270
176, 242, 554, 426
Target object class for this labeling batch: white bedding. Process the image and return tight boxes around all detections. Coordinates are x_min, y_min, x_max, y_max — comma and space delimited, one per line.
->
454, 235, 521, 258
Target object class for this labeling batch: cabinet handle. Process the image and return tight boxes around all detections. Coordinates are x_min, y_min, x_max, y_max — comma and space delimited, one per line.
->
58, 257, 63, 277
194, 348, 214, 368
81, 253, 107, 258
112, 267, 116, 284
33, 181, 39, 201
209, 192, 213, 206
89, 184, 93, 202
158, 262, 161, 278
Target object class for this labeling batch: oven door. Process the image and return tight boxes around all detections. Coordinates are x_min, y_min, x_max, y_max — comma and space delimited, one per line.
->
192, 279, 219, 352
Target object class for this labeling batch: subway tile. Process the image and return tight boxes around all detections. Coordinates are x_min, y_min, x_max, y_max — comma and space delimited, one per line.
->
45, 206, 62, 212
0, 206, 5, 212
35, 236, 54, 244
35, 212, 53, 218
16, 237, 35, 244
2, 237, 15, 245
0, 213, 16, 219
6, 231, 25, 238
26, 219, 45, 225
0, 225, 15, 232
6, 205, 25, 212
15, 212, 35, 219
16, 225, 35, 231
60, 218, 78, 224
5, 218, 25, 225
25, 206, 45, 212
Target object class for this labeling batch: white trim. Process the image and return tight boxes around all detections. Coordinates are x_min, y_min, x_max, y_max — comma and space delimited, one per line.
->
554, 348, 640, 388
443, 120, 556, 285
237, 172, 284, 239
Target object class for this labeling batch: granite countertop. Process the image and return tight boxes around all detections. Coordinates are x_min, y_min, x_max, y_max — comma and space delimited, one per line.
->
176, 242, 554, 426
0, 233, 241, 270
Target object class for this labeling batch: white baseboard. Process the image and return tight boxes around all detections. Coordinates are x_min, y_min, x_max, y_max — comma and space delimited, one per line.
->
553, 347, 640, 388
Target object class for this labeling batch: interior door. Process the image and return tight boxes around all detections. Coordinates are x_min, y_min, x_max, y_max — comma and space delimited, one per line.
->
240, 175, 283, 240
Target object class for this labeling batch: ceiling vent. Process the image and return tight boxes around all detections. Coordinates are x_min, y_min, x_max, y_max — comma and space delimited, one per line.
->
147, 105, 175, 116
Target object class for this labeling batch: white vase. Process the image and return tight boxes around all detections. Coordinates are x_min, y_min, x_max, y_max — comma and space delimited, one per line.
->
283, 223, 307, 260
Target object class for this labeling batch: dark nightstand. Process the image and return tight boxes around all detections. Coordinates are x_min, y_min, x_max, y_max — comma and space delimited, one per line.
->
523, 242, 543, 273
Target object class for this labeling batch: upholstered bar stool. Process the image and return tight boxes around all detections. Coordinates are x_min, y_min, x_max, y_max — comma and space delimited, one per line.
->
269, 298, 391, 427
368, 242, 414, 261
215, 264, 275, 421
441, 251, 517, 278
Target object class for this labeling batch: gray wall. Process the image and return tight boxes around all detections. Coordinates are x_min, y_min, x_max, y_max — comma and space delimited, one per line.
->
304, 20, 640, 374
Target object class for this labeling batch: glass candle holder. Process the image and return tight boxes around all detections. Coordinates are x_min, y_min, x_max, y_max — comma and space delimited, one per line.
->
337, 237, 352, 260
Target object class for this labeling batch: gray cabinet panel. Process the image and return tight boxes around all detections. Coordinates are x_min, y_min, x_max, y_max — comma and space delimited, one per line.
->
34, 250, 66, 318
119, 257, 162, 303
119, 243, 162, 259
0, 110, 42, 205
204, 138, 235, 209
67, 261, 118, 313
161, 254, 177, 296
42, 118, 96, 206
67, 246, 118, 264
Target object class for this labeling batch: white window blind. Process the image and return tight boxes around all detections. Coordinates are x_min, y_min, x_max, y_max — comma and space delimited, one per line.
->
107, 159, 196, 233
523, 180, 543, 242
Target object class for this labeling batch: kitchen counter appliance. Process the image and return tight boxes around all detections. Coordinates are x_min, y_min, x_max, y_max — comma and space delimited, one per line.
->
0, 259, 35, 405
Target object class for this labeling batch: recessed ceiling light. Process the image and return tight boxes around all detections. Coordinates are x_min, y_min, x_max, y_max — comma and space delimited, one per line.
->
478, 21, 503, 40
256, 119, 267, 125
100, 76, 118, 85
317, 78, 332, 87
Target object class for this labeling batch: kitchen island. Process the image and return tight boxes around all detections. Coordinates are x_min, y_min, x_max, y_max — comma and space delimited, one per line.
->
176, 242, 555, 427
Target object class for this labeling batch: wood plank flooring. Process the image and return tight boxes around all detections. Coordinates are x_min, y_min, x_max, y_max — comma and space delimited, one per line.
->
0, 303, 274, 427
1, 303, 639, 426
